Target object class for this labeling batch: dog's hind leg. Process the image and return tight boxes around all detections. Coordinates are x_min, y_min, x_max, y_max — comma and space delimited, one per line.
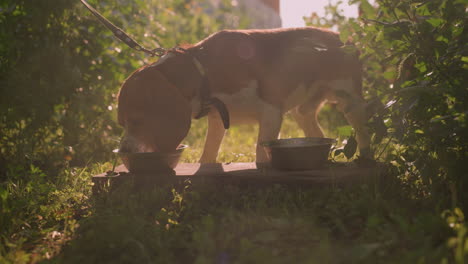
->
340, 100, 372, 158
290, 100, 326, 138
331, 79, 372, 158
199, 112, 226, 163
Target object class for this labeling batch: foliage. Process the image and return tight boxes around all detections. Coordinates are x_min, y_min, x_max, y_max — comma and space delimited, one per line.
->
0, 0, 245, 261
304, 1, 468, 261
0, 162, 102, 263
1, 0, 468, 262
307, 0, 468, 208
48, 181, 454, 264
0, 0, 245, 173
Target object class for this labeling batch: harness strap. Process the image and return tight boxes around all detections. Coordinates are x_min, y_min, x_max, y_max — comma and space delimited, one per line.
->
189, 55, 230, 129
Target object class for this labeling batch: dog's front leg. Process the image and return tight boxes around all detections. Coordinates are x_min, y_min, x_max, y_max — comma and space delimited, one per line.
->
199, 112, 226, 163
256, 104, 283, 165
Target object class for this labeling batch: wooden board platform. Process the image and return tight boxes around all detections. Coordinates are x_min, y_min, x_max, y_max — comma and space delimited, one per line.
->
93, 162, 383, 191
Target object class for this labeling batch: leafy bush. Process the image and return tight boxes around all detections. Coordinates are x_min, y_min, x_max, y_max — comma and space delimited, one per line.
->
307, 0, 468, 208
0, 0, 245, 174
0, 0, 245, 261
2, 0, 468, 262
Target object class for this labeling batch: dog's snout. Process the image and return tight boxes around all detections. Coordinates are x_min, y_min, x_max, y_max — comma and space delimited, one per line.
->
119, 134, 136, 152
120, 134, 155, 153
119, 136, 132, 152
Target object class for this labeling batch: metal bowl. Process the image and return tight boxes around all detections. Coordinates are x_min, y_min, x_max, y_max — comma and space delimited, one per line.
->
117, 145, 188, 173
261, 138, 335, 170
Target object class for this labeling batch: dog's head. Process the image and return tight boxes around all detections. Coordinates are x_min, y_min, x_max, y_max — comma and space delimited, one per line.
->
117, 67, 192, 153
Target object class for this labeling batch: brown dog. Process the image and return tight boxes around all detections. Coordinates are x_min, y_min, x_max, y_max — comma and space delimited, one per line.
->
118, 27, 371, 163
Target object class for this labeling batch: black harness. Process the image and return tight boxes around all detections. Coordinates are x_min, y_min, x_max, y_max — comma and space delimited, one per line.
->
171, 48, 230, 129
80, 0, 230, 129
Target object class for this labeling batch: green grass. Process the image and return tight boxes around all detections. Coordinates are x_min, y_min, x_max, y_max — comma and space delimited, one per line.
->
47, 179, 456, 263
1, 112, 467, 264
182, 107, 348, 163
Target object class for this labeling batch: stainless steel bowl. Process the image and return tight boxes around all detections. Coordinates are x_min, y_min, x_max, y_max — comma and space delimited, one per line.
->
117, 145, 188, 173
261, 138, 335, 170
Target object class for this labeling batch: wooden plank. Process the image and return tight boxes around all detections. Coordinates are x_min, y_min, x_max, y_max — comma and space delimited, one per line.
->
94, 162, 369, 177
93, 162, 382, 188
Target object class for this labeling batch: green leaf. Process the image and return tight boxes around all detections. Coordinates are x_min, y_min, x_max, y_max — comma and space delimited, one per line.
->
337, 125, 353, 137
344, 136, 358, 160
454, 208, 465, 220
383, 70, 396, 81
416, 4, 431, 16
427, 18, 444, 27
414, 62, 427, 73
436, 35, 449, 44
341, 45, 358, 55
340, 27, 351, 43
360, 0, 376, 19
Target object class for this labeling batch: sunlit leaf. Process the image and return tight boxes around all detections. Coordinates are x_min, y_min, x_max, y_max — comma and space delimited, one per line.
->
340, 27, 350, 43
359, 0, 376, 19
337, 125, 353, 137
383, 70, 396, 81
436, 35, 448, 43
414, 62, 427, 73
454, 208, 465, 220
426, 18, 444, 27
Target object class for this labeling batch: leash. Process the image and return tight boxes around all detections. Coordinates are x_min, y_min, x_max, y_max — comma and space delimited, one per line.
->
79, 0, 231, 129
79, 0, 166, 57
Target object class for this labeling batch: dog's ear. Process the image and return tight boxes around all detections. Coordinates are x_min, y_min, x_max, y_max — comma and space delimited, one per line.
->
146, 70, 192, 153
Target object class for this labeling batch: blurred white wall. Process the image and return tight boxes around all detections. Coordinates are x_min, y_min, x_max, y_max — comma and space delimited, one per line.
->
237, 0, 282, 28
210, 0, 282, 29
